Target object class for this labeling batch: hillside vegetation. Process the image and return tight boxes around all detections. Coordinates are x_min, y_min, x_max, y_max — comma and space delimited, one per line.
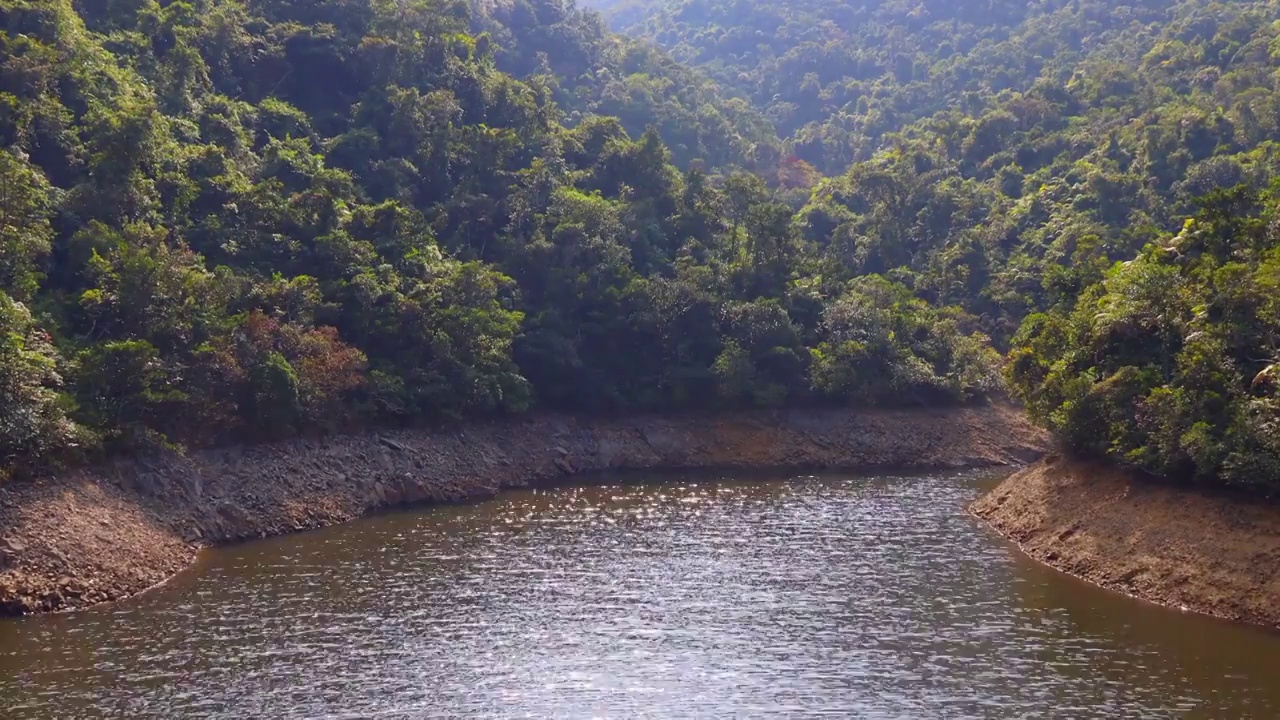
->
3, 0, 1280, 493
590, 0, 1280, 331
588, 0, 1280, 492
1008, 187, 1280, 492
0, 0, 996, 481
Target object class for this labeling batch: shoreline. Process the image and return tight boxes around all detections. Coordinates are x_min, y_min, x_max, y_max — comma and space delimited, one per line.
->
0, 404, 1048, 617
971, 456, 1280, 629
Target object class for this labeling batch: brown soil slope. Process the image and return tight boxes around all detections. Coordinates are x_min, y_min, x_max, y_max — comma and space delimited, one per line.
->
972, 456, 1280, 629
0, 404, 1047, 616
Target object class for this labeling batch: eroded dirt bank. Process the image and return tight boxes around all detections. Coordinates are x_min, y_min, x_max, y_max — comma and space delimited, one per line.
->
972, 457, 1280, 629
0, 404, 1046, 616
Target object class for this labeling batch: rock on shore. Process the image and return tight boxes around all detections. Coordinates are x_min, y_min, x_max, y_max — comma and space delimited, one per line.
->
1, 404, 1047, 616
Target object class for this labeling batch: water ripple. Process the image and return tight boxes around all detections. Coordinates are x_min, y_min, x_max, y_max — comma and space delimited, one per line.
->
2, 471, 1278, 719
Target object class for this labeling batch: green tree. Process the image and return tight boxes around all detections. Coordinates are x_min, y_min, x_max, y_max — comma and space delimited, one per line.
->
0, 293, 80, 480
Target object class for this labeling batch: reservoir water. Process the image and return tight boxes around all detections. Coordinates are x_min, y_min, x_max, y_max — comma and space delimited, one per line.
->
2, 469, 1279, 718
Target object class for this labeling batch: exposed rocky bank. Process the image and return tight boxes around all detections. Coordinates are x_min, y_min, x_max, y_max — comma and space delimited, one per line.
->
0, 405, 1046, 616
972, 456, 1280, 629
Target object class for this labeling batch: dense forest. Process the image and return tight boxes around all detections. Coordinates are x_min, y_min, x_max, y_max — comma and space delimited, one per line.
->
2, 0, 1279, 493
0, 0, 998, 482
590, 0, 1280, 493
1008, 187, 1280, 493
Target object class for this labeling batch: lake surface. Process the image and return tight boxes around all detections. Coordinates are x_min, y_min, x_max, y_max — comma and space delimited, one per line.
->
3, 469, 1280, 719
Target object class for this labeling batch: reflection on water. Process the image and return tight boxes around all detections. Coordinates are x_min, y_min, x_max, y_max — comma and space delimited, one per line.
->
2, 470, 1278, 719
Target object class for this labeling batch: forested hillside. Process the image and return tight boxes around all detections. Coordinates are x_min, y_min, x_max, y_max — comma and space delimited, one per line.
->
471, 0, 780, 169
0, 0, 997, 482
1007, 187, 1280, 492
4, 0, 1280, 494
591, 1, 1280, 168
591, 0, 1280, 330
586, 0, 1280, 492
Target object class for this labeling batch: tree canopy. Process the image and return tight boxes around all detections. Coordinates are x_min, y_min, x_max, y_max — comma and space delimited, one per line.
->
1007, 186, 1280, 493
2, 0, 1279, 493
583, 0, 1280, 493
0, 0, 997, 481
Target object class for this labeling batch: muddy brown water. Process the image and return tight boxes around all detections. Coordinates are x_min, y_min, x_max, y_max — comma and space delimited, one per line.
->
3, 470, 1279, 719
